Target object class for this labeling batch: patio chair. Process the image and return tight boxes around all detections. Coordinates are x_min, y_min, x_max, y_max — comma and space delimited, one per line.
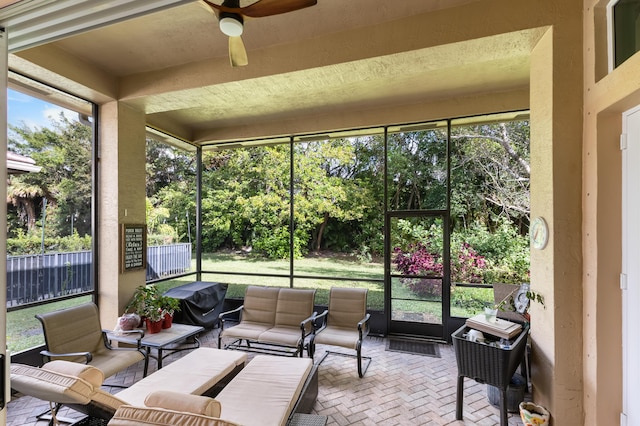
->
307, 287, 371, 378
36, 302, 148, 380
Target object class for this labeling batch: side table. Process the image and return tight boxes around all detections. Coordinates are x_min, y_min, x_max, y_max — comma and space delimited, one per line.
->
452, 323, 529, 426
109, 323, 204, 372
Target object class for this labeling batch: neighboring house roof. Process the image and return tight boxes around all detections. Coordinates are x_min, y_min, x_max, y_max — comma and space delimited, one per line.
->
7, 151, 41, 174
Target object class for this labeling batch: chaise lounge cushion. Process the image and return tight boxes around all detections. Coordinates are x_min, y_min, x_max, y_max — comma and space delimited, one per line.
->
215, 355, 313, 426
114, 348, 247, 407
11, 362, 102, 405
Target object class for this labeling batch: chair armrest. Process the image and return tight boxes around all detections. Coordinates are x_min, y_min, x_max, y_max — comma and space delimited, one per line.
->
218, 305, 244, 330
300, 312, 317, 337
40, 350, 92, 364
357, 313, 371, 340
104, 329, 144, 350
105, 328, 145, 338
312, 310, 329, 332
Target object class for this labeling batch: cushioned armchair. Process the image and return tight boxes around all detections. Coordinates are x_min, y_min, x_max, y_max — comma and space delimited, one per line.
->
307, 287, 371, 378
36, 302, 148, 378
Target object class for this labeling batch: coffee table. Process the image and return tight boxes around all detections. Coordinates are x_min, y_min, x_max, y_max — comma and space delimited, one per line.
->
109, 323, 205, 370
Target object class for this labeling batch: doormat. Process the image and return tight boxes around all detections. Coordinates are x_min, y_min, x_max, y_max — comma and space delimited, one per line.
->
386, 338, 441, 358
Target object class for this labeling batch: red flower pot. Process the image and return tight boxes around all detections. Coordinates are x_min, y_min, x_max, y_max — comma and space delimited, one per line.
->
145, 318, 163, 334
162, 313, 173, 329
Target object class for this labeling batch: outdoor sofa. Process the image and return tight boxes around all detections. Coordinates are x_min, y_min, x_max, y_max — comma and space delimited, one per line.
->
218, 286, 316, 357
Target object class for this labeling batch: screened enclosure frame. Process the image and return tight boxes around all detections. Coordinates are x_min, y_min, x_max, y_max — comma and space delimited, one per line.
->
171, 109, 530, 338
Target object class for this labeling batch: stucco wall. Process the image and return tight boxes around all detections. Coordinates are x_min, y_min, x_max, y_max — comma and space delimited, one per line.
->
583, 1, 640, 424
98, 101, 147, 326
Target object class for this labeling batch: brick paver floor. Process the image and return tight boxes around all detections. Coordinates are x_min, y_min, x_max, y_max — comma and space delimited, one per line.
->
7, 327, 525, 425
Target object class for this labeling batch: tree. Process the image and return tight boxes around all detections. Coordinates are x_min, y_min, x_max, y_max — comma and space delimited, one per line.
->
146, 139, 196, 197
450, 120, 530, 233
387, 128, 448, 211
294, 139, 374, 252
8, 114, 93, 237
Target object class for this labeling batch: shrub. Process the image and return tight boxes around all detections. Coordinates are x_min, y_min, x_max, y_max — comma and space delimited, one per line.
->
404, 277, 442, 299
451, 242, 486, 283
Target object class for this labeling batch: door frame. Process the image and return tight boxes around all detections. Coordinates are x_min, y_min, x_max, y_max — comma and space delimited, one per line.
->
621, 104, 640, 425
385, 210, 451, 341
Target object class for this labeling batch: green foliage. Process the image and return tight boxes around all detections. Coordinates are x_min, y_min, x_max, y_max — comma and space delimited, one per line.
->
125, 285, 163, 320
7, 230, 92, 255
252, 227, 309, 259
157, 295, 181, 314
452, 219, 530, 283
450, 120, 530, 233
8, 115, 93, 238
145, 120, 529, 275
387, 128, 448, 210
450, 286, 492, 311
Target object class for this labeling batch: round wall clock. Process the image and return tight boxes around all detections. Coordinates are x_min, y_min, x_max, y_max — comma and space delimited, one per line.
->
530, 216, 549, 250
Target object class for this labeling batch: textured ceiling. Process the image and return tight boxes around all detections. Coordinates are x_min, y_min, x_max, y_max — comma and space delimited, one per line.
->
5, 0, 543, 145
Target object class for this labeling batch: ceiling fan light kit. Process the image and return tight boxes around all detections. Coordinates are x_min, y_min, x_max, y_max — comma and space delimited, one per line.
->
219, 13, 243, 36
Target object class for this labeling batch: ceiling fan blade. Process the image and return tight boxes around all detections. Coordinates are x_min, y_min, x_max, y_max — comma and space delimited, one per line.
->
229, 36, 248, 67
243, 0, 317, 18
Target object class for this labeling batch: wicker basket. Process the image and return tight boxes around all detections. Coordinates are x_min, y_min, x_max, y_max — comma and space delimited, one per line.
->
452, 323, 529, 389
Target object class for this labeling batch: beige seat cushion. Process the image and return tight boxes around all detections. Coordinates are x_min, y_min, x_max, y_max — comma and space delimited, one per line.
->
236, 286, 280, 325
313, 326, 360, 350
89, 347, 146, 379
216, 355, 312, 426
115, 348, 246, 407
221, 286, 280, 341
272, 288, 315, 329
220, 321, 273, 341
257, 326, 304, 347
145, 391, 221, 417
108, 405, 241, 426
326, 287, 368, 328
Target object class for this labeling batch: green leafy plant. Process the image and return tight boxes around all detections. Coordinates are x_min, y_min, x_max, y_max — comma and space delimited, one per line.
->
158, 295, 181, 316
125, 285, 160, 316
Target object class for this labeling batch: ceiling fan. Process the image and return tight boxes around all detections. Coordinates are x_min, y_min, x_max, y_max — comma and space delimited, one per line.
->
202, 0, 317, 67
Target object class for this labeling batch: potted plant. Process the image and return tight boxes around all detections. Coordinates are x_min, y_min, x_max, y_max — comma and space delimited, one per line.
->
125, 285, 161, 329
158, 295, 181, 329
142, 297, 165, 334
